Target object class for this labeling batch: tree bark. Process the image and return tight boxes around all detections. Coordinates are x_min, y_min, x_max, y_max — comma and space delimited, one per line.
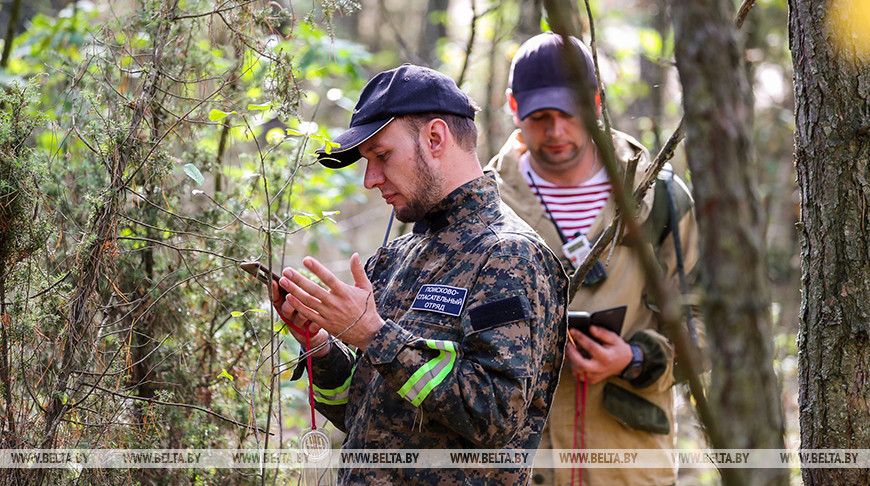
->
515, 0, 542, 39
0, 0, 22, 68
419, 0, 448, 65
671, 0, 788, 485
790, 1, 870, 484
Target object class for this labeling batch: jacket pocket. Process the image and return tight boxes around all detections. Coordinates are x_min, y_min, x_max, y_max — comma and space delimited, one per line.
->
602, 382, 669, 435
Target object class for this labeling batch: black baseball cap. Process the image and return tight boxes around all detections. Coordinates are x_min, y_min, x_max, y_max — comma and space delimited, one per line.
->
508, 32, 598, 121
316, 64, 477, 169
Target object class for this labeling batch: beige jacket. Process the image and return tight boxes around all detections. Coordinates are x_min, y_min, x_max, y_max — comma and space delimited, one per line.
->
486, 129, 702, 486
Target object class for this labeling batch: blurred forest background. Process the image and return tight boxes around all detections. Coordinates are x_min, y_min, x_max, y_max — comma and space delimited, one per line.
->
0, 0, 800, 484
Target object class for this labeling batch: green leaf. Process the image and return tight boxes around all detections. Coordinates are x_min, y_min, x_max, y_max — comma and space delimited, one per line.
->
230, 311, 245, 317
274, 322, 290, 335
293, 214, 313, 227
285, 128, 303, 136
310, 137, 341, 154
266, 128, 285, 145
248, 102, 272, 111
321, 210, 340, 217
248, 308, 267, 313
218, 369, 234, 381
208, 109, 235, 121
183, 163, 205, 186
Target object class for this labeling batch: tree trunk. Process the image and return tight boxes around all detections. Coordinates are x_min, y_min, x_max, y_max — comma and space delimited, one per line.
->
0, 0, 22, 68
671, 0, 788, 485
481, 7, 505, 160
790, 1, 870, 484
516, 0, 542, 38
419, 0, 448, 65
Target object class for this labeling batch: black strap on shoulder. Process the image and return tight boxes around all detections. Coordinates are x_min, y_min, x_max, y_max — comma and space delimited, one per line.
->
644, 170, 672, 249
660, 165, 699, 349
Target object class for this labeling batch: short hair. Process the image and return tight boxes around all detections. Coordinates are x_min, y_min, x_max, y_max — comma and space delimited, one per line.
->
400, 110, 479, 154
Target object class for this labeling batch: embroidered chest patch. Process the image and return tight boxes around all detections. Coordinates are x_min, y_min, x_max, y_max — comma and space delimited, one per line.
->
410, 285, 468, 317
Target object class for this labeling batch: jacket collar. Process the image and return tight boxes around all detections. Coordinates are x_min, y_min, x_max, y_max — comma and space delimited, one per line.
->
412, 175, 498, 235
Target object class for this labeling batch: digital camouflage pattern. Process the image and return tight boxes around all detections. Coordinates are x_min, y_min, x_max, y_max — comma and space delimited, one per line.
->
308, 175, 568, 485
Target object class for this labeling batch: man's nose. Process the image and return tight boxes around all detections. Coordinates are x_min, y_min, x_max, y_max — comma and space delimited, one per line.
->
548, 116, 567, 137
364, 161, 384, 190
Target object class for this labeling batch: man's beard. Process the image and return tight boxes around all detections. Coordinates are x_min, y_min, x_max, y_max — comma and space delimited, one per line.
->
394, 140, 446, 223
528, 142, 581, 171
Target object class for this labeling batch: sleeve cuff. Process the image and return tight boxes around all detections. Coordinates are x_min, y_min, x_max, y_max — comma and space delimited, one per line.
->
303, 338, 357, 390
626, 331, 668, 388
290, 337, 334, 381
365, 319, 414, 365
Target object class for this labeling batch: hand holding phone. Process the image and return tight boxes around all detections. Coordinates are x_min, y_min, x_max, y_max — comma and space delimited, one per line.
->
242, 255, 383, 352
568, 305, 627, 358
240, 261, 286, 297
240, 261, 311, 335
568, 305, 625, 337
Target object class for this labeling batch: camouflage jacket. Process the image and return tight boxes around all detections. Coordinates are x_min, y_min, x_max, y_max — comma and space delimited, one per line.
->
309, 175, 568, 485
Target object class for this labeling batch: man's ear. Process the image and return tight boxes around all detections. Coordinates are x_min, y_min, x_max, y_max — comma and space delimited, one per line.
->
425, 118, 449, 157
507, 91, 520, 126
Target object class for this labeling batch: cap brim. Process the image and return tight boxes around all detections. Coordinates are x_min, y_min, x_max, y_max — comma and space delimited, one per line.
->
316, 117, 395, 169
514, 87, 578, 121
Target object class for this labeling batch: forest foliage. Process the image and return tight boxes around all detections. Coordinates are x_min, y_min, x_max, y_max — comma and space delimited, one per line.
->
0, 0, 798, 484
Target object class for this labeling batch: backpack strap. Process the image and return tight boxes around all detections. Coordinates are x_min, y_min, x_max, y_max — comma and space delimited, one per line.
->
660, 165, 699, 349
646, 165, 703, 382
644, 163, 693, 250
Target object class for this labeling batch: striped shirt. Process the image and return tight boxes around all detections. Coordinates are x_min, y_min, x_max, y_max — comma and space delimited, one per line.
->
519, 153, 612, 241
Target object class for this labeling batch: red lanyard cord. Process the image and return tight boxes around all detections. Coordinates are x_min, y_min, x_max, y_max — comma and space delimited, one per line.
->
304, 324, 317, 430
571, 374, 588, 486
274, 306, 318, 430
274, 295, 372, 433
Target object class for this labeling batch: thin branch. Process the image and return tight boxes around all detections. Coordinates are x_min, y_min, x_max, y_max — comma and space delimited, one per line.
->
116, 236, 248, 262
735, 0, 756, 29
173, 0, 259, 20
381, 0, 425, 65
119, 214, 232, 242
457, 2, 501, 86
72, 333, 172, 379
584, 0, 613, 136
457, 0, 478, 86
28, 271, 72, 300
89, 384, 270, 434
125, 187, 232, 231
127, 263, 239, 330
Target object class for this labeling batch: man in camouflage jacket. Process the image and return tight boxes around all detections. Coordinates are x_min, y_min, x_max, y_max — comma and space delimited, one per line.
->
273, 64, 567, 485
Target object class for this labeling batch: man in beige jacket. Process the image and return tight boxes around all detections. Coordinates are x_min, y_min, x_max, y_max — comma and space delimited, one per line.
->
486, 32, 703, 485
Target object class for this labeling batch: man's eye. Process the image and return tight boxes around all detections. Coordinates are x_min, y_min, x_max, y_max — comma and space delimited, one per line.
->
376, 152, 388, 161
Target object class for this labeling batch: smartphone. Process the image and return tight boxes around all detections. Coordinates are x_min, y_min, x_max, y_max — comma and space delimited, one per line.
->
240, 261, 286, 298
568, 305, 627, 356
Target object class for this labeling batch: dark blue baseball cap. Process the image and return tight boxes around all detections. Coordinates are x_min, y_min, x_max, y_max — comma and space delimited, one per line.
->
508, 32, 598, 121
316, 64, 477, 169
